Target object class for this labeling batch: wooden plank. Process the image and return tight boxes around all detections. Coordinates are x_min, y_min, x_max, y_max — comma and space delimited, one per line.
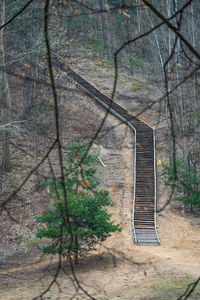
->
63, 66, 159, 245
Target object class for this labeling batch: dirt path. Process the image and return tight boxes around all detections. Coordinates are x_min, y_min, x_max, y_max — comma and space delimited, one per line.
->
1, 208, 200, 300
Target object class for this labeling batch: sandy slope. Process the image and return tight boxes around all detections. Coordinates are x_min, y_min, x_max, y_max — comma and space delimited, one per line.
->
0, 60, 200, 300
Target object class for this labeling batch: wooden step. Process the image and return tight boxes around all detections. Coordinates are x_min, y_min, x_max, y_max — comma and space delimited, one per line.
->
64, 65, 159, 246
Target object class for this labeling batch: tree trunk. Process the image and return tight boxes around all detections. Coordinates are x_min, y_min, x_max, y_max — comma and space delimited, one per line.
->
0, 0, 11, 171
73, 236, 79, 264
99, 0, 107, 57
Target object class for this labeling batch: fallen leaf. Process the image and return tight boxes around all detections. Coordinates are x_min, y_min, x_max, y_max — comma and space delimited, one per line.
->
157, 159, 163, 166
177, 63, 183, 69
1, 209, 8, 216
136, 143, 143, 149
24, 63, 30, 69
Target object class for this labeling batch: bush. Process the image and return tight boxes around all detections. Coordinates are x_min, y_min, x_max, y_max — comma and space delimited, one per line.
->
36, 137, 121, 263
162, 156, 200, 210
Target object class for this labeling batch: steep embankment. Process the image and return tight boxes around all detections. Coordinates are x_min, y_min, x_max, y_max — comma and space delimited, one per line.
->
0, 60, 200, 299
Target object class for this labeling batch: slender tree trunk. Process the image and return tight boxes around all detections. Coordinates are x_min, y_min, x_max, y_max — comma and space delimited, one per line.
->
73, 236, 78, 264
99, 0, 107, 57
0, 0, 11, 171
125, 18, 134, 75
105, 13, 112, 59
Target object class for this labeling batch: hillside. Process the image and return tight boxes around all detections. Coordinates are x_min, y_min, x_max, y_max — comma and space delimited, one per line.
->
0, 59, 200, 300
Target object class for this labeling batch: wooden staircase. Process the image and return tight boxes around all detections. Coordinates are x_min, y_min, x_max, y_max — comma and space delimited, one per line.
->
61, 65, 160, 246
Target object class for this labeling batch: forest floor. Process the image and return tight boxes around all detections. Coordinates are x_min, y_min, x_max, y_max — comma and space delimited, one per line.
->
0, 57, 200, 299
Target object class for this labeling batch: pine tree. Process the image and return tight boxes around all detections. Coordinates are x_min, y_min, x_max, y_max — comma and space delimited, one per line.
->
162, 156, 200, 211
36, 137, 121, 263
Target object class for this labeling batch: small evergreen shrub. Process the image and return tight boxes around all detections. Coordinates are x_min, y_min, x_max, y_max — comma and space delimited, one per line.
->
35, 137, 121, 263
162, 156, 200, 210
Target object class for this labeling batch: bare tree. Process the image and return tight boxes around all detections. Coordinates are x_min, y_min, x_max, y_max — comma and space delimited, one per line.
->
0, 0, 11, 171
0, 0, 200, 299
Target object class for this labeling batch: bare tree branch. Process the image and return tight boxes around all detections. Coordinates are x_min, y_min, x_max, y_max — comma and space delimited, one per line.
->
0, 139, 57, 208
44, 0, 73, 234
0, 0, 35, 31
142, 0, 200, 60
177, 277, 200, 300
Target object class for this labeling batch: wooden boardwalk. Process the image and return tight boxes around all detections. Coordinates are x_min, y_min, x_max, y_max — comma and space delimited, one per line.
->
64, 66, 160, 246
